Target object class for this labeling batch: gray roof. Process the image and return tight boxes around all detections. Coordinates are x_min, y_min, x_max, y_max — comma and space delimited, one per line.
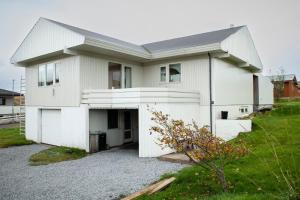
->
142, 26, 243, 53
0, 89, 20, 96
267, 74, 297, 82
44, 18, 150, 54
44, 18, 243, 54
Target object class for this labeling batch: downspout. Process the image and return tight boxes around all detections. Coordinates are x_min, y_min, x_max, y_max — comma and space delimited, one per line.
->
208, 53, 213, 133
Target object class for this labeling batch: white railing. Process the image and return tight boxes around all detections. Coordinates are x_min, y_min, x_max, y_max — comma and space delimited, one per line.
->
82, 87, 200, 107
0, 106, 22, 115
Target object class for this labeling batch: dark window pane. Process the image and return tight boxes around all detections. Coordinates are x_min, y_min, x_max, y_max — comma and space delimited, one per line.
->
38, 65, 46, 86
46, 63, 54, 86
160, 67, 166, 82
169, 63, 181, 82
108, 110, 118, 129
55, 64, 59, 83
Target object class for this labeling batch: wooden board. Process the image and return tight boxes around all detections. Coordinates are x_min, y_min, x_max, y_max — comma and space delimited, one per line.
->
121, 177, 176, 200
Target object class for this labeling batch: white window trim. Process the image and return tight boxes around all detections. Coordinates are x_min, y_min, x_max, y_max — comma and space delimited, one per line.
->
38, 62, 60, 87
159, 63, 182, 84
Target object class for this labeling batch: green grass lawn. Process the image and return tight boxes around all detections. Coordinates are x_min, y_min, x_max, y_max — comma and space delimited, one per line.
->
138, 102, 300, 200
0, 128, 34, 148
29, 146, 87, 166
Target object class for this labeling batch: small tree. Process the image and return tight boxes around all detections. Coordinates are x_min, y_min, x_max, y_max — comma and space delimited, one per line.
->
150, 110, 248, 191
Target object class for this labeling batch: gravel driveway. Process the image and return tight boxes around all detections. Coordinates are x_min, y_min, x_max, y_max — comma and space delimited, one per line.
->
0, 144, 185, 200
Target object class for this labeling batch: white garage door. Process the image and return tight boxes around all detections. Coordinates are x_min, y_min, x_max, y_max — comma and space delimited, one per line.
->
41, 109, 62, 146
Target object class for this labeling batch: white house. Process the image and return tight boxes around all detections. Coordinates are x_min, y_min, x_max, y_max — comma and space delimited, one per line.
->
11, 18, 273, 157
0, 89, 21, 116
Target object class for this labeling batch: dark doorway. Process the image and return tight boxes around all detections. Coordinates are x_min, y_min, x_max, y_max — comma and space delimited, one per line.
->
253, 75, 259, 111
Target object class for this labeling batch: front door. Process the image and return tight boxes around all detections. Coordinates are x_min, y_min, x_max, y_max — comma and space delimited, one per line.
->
124, 111, 132, 143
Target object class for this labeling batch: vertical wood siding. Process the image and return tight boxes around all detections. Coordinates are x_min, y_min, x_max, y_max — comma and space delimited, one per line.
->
142, 55, 210, 105
11, 18, 84, 63
213, 58, 253, 105
79, 55, 143, 90
25, 56, 80, 106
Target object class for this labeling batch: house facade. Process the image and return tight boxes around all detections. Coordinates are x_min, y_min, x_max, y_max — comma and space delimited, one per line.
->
268, 74, 300, 98
0, 89, 21, 116
11, 18, 273, 157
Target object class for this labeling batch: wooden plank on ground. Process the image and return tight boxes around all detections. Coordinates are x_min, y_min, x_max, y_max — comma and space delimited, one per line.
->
121, 177, 176, 200
148, 177, 176, 195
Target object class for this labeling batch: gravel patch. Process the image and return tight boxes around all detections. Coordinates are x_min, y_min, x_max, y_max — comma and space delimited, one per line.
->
0, 144, 186, 200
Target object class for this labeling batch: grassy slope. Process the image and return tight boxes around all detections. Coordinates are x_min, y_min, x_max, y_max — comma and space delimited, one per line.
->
0, 128, 34, 148
138, 102, 300, 200
29, 146, 87, 166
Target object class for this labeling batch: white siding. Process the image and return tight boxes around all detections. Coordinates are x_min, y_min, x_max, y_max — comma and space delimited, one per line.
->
25, 105, 89, 150
213, 58, 253, 105
79, 55, 143, 90
143, 55, 210, 105
258, 75, 274, 106
25, 56, 80, 107
11, 18, 84, 63
213, 58, 254, 121
221, 27, 263, 69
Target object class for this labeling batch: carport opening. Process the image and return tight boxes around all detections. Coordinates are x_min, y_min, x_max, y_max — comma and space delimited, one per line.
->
89, 109, 139, 153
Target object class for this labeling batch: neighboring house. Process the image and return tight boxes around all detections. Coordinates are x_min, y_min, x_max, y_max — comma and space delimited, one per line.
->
268, 74, 300, 98
0, 89, 21, 116
10, 18, 273, 157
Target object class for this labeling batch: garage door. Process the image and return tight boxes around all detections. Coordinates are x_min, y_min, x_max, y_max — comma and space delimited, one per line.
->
41, 109, 61, 146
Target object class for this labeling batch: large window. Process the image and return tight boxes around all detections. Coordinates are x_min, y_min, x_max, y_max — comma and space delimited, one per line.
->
169, 63, 181, 82
38, 63, 59, 86
38, 65, 46, 86
108, 110, 118, 129
160, 66, 166, 82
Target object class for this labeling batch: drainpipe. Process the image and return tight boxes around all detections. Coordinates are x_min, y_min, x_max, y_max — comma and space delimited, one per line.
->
208, 53, 213, 133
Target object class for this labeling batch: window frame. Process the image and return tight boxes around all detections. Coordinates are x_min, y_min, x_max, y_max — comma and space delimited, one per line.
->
169, 63, 181, 83
160, 66, 167, 82
38, 62, 60, 87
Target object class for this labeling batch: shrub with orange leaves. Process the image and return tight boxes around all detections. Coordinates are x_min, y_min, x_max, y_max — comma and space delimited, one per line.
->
150, 110, 248, 191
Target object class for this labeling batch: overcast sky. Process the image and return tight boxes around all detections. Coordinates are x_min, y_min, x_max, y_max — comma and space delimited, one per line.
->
0, 0, 299, 91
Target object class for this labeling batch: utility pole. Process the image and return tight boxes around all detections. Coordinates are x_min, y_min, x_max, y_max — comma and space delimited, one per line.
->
12, 79, 15, 116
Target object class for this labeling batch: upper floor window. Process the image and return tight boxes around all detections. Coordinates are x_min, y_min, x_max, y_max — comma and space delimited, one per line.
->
160, 66, 166, 82
38, 63, 59, 86
169, 63, 181, 82
124, 67, 132, 88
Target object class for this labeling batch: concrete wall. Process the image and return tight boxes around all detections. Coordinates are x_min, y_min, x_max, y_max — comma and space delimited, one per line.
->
215, 119, 252, 141
138, 103, 201, 157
